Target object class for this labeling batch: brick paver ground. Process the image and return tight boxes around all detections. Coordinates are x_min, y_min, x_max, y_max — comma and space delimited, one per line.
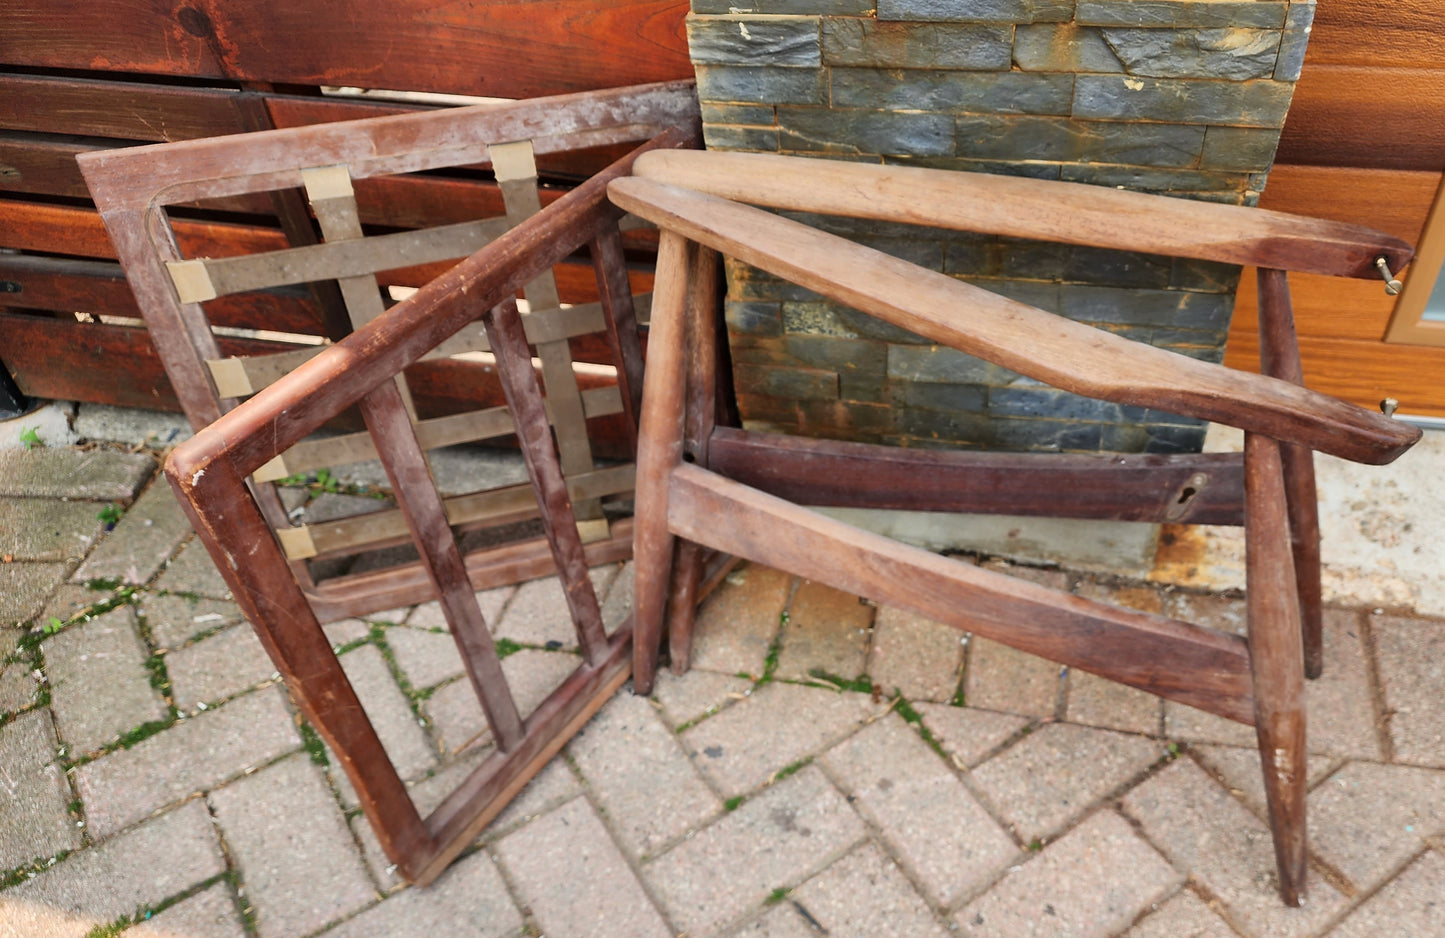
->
2, 434, 1443, 938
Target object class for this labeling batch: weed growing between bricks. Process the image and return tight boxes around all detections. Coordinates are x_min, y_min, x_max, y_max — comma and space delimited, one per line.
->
78, 871, 231, 938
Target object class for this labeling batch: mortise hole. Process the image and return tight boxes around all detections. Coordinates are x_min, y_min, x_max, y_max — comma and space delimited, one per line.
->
1176, 486, 1197, 505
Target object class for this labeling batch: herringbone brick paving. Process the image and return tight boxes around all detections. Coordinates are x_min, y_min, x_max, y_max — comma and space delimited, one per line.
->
2, 438, 1442, 938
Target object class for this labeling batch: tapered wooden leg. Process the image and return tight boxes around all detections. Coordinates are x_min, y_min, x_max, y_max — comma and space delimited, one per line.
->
631, 231, 693, 695
1257, 268, 1323, 678
666, 540, 705, 673
1245, 431, 1309, 906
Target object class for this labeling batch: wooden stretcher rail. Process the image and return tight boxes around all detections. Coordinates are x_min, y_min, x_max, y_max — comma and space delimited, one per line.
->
608, 177, 1420, 466
278, 464, 636, 560
669, 463, 1255, 723
707, 427, 1246, 525
631, 150, 1414, 280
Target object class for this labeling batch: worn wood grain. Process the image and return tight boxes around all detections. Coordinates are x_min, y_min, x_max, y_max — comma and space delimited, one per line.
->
609, 176, 1419, 465
1279, 65, 1445, 172
1, 0, 692, 100
631, 150, 1413, 279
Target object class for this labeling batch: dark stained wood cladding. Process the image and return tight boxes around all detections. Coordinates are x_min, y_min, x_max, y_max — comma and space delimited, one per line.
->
0, 0, 692, 99
1227, 0, 1445, 416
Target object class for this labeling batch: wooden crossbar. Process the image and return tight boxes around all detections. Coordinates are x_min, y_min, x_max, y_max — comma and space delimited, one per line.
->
668, 462, 1255, 724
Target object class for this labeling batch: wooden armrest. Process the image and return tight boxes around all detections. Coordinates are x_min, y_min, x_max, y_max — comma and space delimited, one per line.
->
608, 176, 1420, 465
631, 150, 1412, 280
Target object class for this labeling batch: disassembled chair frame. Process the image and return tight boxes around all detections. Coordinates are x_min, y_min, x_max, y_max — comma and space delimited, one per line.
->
79, 82, 699, 623
85, 89, 700, 883
612, 150, 1421, 907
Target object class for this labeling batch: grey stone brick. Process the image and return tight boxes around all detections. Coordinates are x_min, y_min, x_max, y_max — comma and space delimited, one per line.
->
406, 583, 512, 630
0, 710, 81, 869
1126, 888, 1236, 938
915, 702, 1029, 767
727, 300, 785, 336
704, 123, 782, 151
1332, 850, 1445, 938
786, 301, 928, 344
325, 850, 523, 938
567, 692, 722, 857
1, 498, 103, 562
383, 626, 464, 689
892, 405, 994, 445
1307, 761, 1445, 890
1013, 23, 1125, 72
779, 106, 956, 157
0, 800, 225, 938
967, 637, 1062, 718
733, 362, 839, 401
696, 65, 828, 106
1077, 0, 1288, 29
954, 811, 1182, 937
867, 605, 965, 701
970, 722, 1167, 840
888, 345, 1001, 384
1122, 759, 1347, 935
688, 15, 821, 67
878, 0, 1074, 24
1297, 608, 1385, 759
166, 623, 277, 711
822, 20, 1012, 70
0, 447, 155, 500
46, 605, 168, 754
690, 563, 791, 678
1, 561, 69, 625
1171, 258, 1243, 293
956, 115, 1206, 167
73, 481, 193, 585
990, 417, 1105, 452
693, 0, 871, 12
831, 68, 1073, 115
1074, 75, 1295, 128
790, 844, 950, 938
1061, 162, 1255, 195
1100, 28, 1282, 80
891, 381, 988, 415
733, 903, 818, 937
130, 884, 246, 938
646, 767, 867, 937
497, 797, 672, 938
988, 387, 1125, 423
0, 655, 42, 713
1066, 671, 1161, 735
74, 686, 301, 838
139, 593, 245, 649
1372, 613, 1445, 766
682, 680, 889, 797
823, 713, 1017, 905
1060, 285, 1234, 330
210, 753, 375, 938
701, 102, 777, 124
152, 540, 232, 599
1201, 125, 1283, 171
1274, 4, 1314, 82
1188, 743, 1336, 820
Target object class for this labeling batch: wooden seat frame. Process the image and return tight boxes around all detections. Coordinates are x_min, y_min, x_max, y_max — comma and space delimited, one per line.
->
150, 116, 702, 884
78, 82, 699, 623
613, 151, 1422, 907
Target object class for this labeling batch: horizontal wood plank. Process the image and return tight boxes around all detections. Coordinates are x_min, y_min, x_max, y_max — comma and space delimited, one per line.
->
1305, 0, 1445, 70
0, 0, 692, 99
0, 73, 245, 141
1278, 65, 1445, 172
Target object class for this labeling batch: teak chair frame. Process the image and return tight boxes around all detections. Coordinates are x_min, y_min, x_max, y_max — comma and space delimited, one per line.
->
79, 82, 700, 623
114, 95, 700, 884
612, 151, 1422, 907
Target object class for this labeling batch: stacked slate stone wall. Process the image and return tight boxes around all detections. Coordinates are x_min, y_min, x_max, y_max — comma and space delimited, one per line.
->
688, 0, 1315, 454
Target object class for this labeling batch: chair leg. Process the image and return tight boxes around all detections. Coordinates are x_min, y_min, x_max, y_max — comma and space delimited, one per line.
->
1281, 443, 1323, 679
631, 232, 694, 695
1256, 268, 1323, 679
1245, 432, 1309, 906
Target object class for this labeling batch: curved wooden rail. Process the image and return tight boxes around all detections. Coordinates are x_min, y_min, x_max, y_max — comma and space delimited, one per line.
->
631, 149, 1413, 279
608, 176, 1420, 465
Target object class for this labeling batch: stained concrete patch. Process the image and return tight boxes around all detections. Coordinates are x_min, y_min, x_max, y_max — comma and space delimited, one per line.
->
0, 447, 155, 500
